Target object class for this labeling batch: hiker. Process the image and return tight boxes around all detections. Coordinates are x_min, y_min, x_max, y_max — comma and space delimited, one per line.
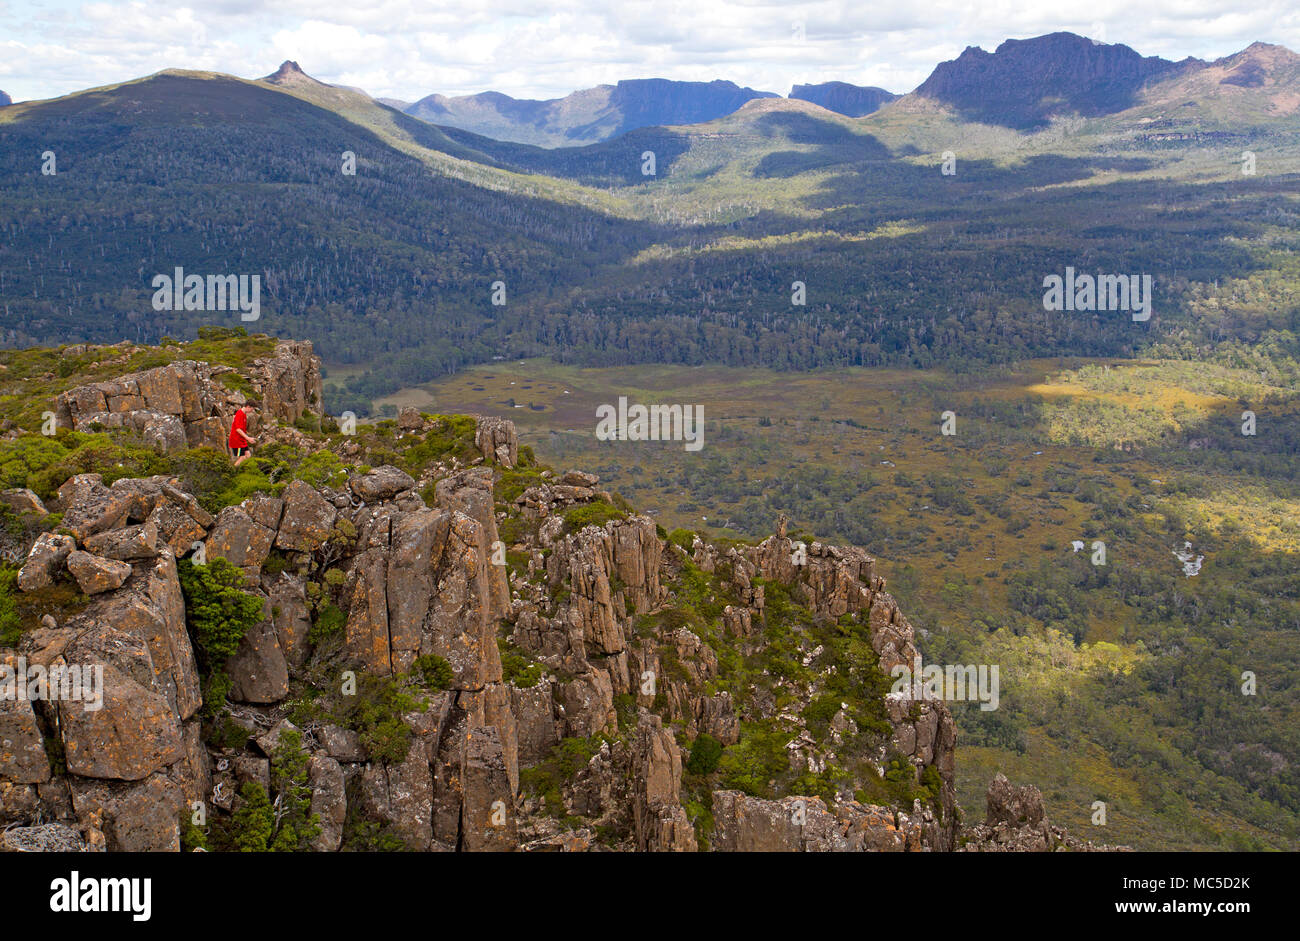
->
229, 405, 256, 466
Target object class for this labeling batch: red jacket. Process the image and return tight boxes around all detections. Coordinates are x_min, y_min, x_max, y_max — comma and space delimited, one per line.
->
228, 408, 248, 448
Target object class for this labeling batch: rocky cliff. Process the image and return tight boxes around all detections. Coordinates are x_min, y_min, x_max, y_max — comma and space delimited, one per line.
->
0, 336, 1119, 852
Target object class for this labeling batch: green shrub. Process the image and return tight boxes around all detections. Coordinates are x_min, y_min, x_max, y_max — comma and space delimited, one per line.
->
176, 557, 264, 716
267, 729, 321, 851
561, 500, 626, 534
229, 781, 275, 852
412, 654, 454, 690
0, 567, 21, 647
686, 733, 723, 775
334, 674, 421, 764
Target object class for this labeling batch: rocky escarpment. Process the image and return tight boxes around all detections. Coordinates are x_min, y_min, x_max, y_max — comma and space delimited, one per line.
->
1, 341, 1113, 852
53, 339, 322, 451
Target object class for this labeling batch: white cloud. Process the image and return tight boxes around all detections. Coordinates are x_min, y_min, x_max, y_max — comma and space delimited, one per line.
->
3, 0, 1298, 103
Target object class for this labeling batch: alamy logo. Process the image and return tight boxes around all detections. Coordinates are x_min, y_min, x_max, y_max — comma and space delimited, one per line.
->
889, 656, 1000, 711
151, 267, 260, 321
50, 871, 151, 921
1042, 267, 1152, 321
1, 658, 104, 712
595, 397, 704, 451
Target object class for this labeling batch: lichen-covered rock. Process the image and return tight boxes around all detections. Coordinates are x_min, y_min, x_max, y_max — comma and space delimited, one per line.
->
0, 488, 47, 518
205, 506, 275, 570
69, 773, 183, 851
474, 416, 518, 467
78, 551, 201, 721
17, 532, 75, 592
0, 697, 51, 785
224, 596, 289, 704
309, 756, 346, 852
631, 713, 695, 852
511, 679, 559, 767
58, 626, 184, 781
461, 726, 518, 851
276, 479, 337, 553
267, 573, 312, 672
66, 551, 132, 595
350, 465, 416, 502
82, 515, 159, 561
0, 823, 88, 852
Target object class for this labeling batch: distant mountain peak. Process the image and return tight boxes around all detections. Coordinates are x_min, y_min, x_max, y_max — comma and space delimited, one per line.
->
789, 81, 898, 117
404, 77, 778, 147
914, 31, 1195, 128
0, 90, 10, 107
262, 60, 323, 87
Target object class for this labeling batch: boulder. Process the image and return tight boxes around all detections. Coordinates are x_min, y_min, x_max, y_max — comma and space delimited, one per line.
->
275, 479, 337, 552
69, 774, 183, 851
0, 488, 47, 518
398, 406, 423, 431
474, 416, 517, 467
66, 551, 132, 595
267, 573, 312, 672
349, 465, 416, 502
82, 515, 159, 561
17, 532, 75, 592
224, 597, 289, 704
0, 698, 51, 785
58, 635, 184, 782
205, 506, 274, 570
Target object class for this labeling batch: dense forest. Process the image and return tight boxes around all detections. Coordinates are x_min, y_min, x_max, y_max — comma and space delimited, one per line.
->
2, 72, 1297, 418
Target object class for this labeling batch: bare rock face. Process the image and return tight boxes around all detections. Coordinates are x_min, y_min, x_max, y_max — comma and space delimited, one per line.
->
460, 726, 518, 851
531, 515, 666, 689
224, 595, 289, 704
631, 713, 695, 852
358, 732, 435, 851
345, 506, 501, 685
711, 791, 925, 852
474, 416, 518, 467
267, 573, 312, 672
275, 479, 337, 553
511, 679, 560, 767
58, 625, 184, 781
54, 342, 324, 453
66, 551, 132, 595
308, 756, 346, 852
436, 468, 509, 621
251, 340, 324, 423
17, 532, 75, 591
0, 697, 51, 785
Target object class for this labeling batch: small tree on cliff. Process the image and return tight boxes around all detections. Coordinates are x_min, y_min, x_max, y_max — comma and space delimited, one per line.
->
177, 556, 264, 716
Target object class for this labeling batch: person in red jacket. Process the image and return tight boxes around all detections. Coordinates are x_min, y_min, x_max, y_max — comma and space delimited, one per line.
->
228, 405, 256, 466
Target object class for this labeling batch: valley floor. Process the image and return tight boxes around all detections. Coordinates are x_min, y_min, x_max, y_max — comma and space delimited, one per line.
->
366, 356, 1300, 850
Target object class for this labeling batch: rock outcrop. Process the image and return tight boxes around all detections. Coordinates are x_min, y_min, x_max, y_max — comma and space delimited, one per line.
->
53, 340, 323, 452
2, 341, 1106, 854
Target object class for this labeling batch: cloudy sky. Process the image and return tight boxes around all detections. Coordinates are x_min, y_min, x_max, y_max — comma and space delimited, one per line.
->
5, 0, 1300, 103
